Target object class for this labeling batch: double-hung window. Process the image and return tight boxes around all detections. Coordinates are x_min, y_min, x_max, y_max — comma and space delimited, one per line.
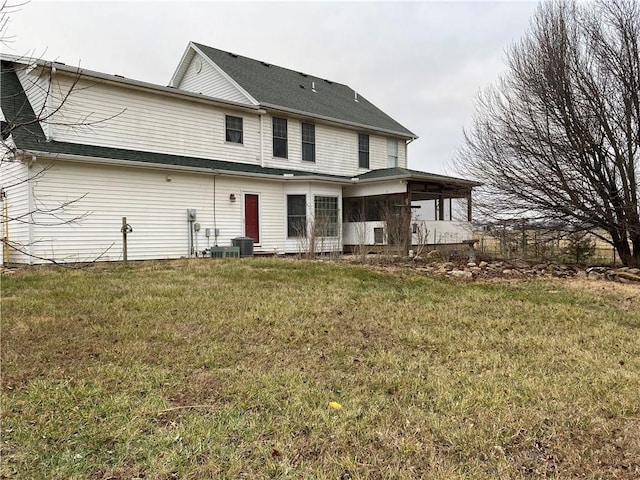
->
302, 123, 315, 162
225, 115, 243, 144
314, 196, 338, 237
273, 117, 288, 158
387, 139, 398, 167
287, 195, 307, 237
358, 133, 369, 169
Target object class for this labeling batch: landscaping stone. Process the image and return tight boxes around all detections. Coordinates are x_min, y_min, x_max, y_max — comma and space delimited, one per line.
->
449, 269, 473, 279
614, 271, 640, 282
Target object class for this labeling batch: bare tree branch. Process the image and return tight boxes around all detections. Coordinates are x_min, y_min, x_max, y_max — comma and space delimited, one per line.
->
457, 0, 640, 267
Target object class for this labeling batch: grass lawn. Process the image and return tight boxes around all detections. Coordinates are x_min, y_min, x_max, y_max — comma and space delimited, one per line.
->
1, 258, 639, 479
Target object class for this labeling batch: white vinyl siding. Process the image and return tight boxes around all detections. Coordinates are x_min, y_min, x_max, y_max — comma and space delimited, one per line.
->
398, 140, 407, 168
0, 160, 30, 264
22, 159, 287, 263
46, 75, 261, 165
178, 53, 251, 104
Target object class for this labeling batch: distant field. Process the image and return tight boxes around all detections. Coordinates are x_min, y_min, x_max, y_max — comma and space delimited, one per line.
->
1, 258, 639, 479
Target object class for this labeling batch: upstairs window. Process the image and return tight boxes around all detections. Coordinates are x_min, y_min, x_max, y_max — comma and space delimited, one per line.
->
225, 115, 243, 144
273, 117, 288, 158
387, 139, 398, 167
302, 123, 315, 162
358, 133, 369, 169
287, 195, 307, 237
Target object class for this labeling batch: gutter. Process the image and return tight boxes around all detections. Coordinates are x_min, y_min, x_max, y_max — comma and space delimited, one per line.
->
355, 173, 482, 188
17, 150, 354, 184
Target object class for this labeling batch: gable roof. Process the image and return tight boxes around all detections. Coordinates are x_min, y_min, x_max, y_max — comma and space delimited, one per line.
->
188, 42, 416, 139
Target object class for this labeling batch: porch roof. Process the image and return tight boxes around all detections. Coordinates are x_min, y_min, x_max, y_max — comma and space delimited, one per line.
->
355, 167, 481, 200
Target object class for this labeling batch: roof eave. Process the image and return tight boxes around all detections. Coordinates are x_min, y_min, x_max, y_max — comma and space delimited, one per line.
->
357, 172, 481, 188
4, 55, 264, 114
17, 150, 353, 184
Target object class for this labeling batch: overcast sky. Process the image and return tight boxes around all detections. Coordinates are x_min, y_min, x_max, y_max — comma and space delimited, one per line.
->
3, 0, 538, 175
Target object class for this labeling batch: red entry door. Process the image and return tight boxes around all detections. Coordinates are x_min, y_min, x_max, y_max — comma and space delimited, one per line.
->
244, 194, 260, 244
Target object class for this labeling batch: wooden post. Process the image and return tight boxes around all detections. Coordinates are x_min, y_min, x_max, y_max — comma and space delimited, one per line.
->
467, 192, 472, 222
122, 216, 128, 263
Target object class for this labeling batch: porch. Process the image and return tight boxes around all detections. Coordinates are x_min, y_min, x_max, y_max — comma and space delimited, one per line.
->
341, 167, 481, 252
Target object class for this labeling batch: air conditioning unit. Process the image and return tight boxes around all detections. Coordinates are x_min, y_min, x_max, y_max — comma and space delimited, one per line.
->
210, 246, 240, 258
232, 237, 254, 258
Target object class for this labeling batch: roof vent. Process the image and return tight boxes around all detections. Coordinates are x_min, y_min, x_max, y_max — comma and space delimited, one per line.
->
354, 91, 359, 102
261, 61, 271, 67
324, 79, 333, 85
311, 81, 317, 93
298, 71, 308, 77
228, 52, 238, 58
299, 84, 305, 89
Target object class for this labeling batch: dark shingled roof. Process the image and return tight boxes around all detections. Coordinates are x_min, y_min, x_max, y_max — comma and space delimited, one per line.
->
356, 167, 481, 186
192, 42, 416, 138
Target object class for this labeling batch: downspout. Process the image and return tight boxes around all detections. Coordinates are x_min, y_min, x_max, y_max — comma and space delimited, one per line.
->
27, 155, 36, 264
213, 173, 218, 246
259, 113, 265, 167
1, 189, 8, 266
405, 137, 415, 167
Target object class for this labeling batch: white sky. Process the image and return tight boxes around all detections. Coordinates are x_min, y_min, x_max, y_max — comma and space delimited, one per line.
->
3, 0, 538, 175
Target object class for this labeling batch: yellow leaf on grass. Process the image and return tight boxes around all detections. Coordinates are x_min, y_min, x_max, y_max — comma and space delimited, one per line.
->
328, 401, 342, 410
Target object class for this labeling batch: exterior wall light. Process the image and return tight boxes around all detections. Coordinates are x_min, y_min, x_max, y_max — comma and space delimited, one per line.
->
229, 193, 236, 202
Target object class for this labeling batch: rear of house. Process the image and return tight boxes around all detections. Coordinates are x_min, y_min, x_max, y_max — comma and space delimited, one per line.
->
0, 44, 479, 264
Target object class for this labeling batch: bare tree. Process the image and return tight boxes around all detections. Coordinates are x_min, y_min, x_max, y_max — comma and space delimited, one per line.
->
458, 0, 640, 267
1, 2, 120, 265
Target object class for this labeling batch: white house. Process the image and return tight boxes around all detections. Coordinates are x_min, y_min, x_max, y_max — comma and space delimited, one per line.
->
0, 42, 479, 264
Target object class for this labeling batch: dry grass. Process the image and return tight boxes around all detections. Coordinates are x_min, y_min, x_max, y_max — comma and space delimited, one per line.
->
1, 258, 639, 479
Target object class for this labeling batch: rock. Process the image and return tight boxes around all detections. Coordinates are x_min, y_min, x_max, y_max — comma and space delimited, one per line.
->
614, 271, 640, 282
449, 269, 473, 279
629, 268, 640, 275
479, 261, 488, 268
587, 266, 607, 274
502, 269, 513, 275
588, 271, 605, 280
575, 270, 587, 279
470, 267, 482, 272
426, 250, 442, 259
467, 262, 477, 267
442, 262, 455, 270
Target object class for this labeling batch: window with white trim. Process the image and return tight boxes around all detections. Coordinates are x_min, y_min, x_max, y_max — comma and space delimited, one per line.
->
225, 115, 243, 144
273, 117, 288, 158
314, 196, 338, 237
287, 195, 306, 237
302, 123, 315, 162
358, 133, 369, 169
387, 138, 398, 167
